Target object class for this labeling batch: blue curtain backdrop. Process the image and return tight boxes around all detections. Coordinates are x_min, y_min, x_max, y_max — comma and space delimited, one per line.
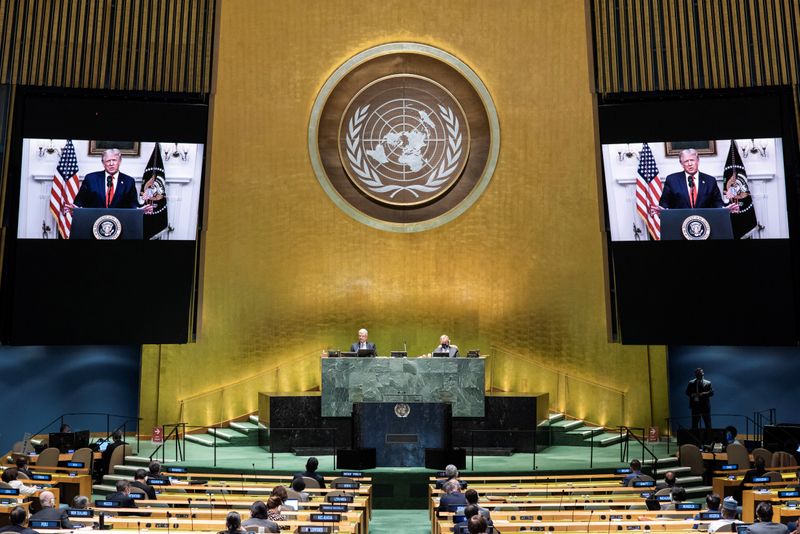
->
0, 345, 141, 454
668, 346, 800, 436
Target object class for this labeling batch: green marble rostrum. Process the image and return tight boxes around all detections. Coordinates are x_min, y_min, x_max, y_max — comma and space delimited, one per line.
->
321, 357, 485, 417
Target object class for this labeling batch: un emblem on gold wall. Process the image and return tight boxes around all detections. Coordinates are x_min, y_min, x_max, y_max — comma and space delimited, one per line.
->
310, 43, 499, 232
340, 76, 469, 206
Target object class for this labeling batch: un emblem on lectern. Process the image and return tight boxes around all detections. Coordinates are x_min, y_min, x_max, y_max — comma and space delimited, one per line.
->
394, 403, 411, 418
310, 43, 499, 232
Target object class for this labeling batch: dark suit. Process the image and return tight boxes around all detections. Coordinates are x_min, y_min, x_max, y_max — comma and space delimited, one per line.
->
350, 342, 376, 355
105, 491, 137, 510
74, 171, 139, 209
30, 507, 74, 529
433, 345, 459, 357
685, 377, 714, 429
131, 480, 156, 500
659, 171, 723, 209
438, 492, 468, 514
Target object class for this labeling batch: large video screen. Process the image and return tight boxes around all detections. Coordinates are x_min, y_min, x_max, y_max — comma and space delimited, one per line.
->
0, 90, 209, 345
602, 138, 789, 241
598, 89, 800, 345
17, 139, 204, 240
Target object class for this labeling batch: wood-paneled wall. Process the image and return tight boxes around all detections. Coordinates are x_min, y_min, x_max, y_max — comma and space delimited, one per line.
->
0, 0, 216, 93
592, 0, 800, 92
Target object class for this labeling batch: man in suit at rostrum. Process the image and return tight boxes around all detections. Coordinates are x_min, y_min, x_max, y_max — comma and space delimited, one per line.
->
350, 328, 376, 355
650, 148, 738, 214
432, 334, 459, 357
64, 148, 153, 214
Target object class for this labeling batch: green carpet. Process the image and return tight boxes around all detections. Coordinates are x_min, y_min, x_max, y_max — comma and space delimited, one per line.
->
369, 510, 431, 534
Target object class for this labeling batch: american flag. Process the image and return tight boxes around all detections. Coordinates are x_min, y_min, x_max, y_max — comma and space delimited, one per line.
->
48, 140, 80, 239
635, 142, 663, 240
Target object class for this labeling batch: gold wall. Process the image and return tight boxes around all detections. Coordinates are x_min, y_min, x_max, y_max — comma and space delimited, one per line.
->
139, 0, 669, 433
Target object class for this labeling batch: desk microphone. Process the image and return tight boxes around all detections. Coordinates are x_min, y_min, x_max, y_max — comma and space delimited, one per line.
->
570, 499, 577, 521
187, 497, 194, 530
586, 509, 594, 532
208, 491, 214, 520
607, 513, 613, 534
241, 472, 245, 491
558, 489, 565, 510
252, 463, 257, 482
219, 483, 229, 506
166, 511, 171, 534
137, 521, 141, 534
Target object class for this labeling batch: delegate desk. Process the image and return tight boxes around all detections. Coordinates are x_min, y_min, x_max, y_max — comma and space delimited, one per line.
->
321, 356, 485, 417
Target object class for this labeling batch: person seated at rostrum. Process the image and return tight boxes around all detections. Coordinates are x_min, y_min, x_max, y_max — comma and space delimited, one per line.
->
130, 469, 157, 500
241, 500, 279, 533
294, 457, 325, 488
30, 490, 74, 528
0, 506, 39, 534
438, 479, 468, 514
1, 468, 36, 496
218, 511, 246, 534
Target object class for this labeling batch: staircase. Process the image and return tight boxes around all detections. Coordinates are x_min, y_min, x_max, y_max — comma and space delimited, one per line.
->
183, 415, 264, 447
539, 412, 627, 447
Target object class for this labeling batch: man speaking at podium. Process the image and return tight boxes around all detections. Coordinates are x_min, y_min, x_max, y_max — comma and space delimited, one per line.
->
650, 148, 737, 214
64, 148, 152, 213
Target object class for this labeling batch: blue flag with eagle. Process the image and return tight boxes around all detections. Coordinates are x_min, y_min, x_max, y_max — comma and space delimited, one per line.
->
140, 143, 169, 240
723, 140, 758, 239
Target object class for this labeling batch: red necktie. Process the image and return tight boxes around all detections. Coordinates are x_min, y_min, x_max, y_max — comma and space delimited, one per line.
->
106, 176, 115, 207
688, 175, 697, 208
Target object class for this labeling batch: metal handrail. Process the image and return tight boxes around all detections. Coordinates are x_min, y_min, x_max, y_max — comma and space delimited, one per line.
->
150, 423, 187, 463
466, 428, 541, 471
664, 411, 771, 453
265, 427, 337, 470
618, 426, 660, 475
27, 412, 142, 453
